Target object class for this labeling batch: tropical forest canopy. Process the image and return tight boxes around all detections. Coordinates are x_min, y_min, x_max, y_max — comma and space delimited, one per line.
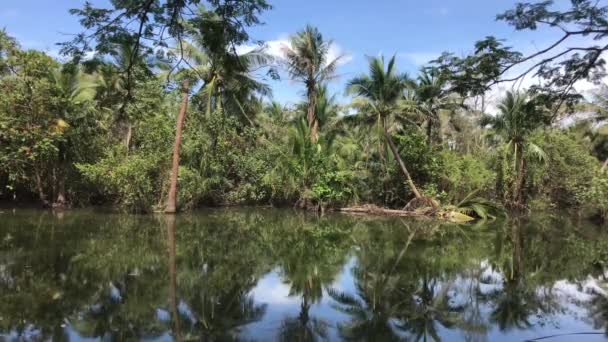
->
1, 0, 608, 220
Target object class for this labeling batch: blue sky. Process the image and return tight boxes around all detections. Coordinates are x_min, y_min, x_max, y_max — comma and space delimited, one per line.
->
0, 0, 568, 104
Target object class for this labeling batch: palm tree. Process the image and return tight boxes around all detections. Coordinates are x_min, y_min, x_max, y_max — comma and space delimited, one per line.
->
410, 68, 458, 148
346, 55, 423, 199
283, 25, 343, 142
84, 40, 153, 149
163, 22, 271, 213
165, 79, 190, 214
49, 63, 100, 207
481, 91, 550, 207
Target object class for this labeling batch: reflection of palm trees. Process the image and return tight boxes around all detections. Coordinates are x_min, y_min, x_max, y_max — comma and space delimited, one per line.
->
398, 276, 462, 342
173, 214, 269, 341
329, 230, 417, 341
482, 220, 553, 332
276, 219, 349, 341
182, 287, 267, 341
588, 282, 608, 334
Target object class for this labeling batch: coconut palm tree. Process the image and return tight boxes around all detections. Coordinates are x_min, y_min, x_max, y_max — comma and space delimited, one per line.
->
346, 55, 423, 200
84, 40, 153, 149
480, 91, 550, 207
163, 23, 271, 213
410, 68, 459, 148
49, 63, 100, 207
283, 25, 343, 142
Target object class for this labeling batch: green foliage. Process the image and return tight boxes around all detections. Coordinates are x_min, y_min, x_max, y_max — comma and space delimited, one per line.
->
528, 130, 599, 208
395, 131, 442, 186
440, 151, 495, 203
578, 174, 608, 221
311, 171, 354, 208
77, 147, 165, 212
2, 3, 608, 221
180, 110, 271, 208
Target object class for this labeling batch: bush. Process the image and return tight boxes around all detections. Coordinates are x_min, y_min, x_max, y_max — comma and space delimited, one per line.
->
311, 170, 355, 208
528, 130, 598, 208
77, 148, 167, 212
578, 174, 608, 221
180, 111, 272, 206
439, 151, 495, 204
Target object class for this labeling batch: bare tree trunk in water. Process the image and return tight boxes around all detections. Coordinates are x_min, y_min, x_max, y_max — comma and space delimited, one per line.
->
165, 215, 182, 342
601, 158, 608, 173
383, 127, 422, 199
165, 80, 190, 214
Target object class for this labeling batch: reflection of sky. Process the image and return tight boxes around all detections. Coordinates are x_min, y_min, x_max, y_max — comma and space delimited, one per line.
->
237, 257, 608, 341
242, 258, 357, 341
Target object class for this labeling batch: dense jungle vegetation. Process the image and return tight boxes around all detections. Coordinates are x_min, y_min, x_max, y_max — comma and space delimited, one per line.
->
1, 0, 608, 220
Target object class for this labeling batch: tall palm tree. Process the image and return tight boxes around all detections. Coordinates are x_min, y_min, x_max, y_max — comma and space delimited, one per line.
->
347, 55, 422, 199
85, 40, 153, 149
481, 91, 550, 207
163, 22, 271, 213
410, 68, 458, 148
49, 63, 100, 207
283, 25, 343, 142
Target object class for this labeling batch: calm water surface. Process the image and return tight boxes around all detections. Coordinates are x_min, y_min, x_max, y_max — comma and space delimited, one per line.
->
1, 208, 607, 341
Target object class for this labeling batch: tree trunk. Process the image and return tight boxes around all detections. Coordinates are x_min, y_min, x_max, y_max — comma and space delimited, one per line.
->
54, 173, 66, 208
125, 123, 132, 153
601, 158, 608, 173
307, 86, 317, 143
426, 118, 433, 148
311, 119, 319, 143
165, 80, 190, 214
35, 170, 49, 208
513, 146, 526, 206
383, 127, 422, 199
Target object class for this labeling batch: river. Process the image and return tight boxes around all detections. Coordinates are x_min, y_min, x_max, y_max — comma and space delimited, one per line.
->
1, 208, 607, 341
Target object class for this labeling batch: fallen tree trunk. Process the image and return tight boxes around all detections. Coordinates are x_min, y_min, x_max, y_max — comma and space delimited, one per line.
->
338, 204, 476, 223
338, 205, 426, 217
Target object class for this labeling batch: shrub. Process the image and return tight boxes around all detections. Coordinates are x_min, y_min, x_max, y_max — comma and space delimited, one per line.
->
439, 151, 495, 204
528, 130, 598, 208
578, 174, 608, 221
77, 148, 167, 212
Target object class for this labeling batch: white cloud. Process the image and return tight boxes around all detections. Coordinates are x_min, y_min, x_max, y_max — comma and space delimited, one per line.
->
237, 36, 353, 67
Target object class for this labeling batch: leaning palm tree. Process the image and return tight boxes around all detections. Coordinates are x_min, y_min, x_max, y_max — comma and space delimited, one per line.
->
346, 55, 423, 200
283, 25, 343, 142
481, 91, 550, 207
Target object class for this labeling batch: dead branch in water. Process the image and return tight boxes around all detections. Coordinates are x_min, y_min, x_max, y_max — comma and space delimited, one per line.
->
338, 204, 428, 217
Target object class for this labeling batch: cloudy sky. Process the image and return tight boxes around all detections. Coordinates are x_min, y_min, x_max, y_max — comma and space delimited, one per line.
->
0, 0, 595, 105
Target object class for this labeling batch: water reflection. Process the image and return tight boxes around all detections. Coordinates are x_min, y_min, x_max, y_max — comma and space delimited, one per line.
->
0, 209, 607, 341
